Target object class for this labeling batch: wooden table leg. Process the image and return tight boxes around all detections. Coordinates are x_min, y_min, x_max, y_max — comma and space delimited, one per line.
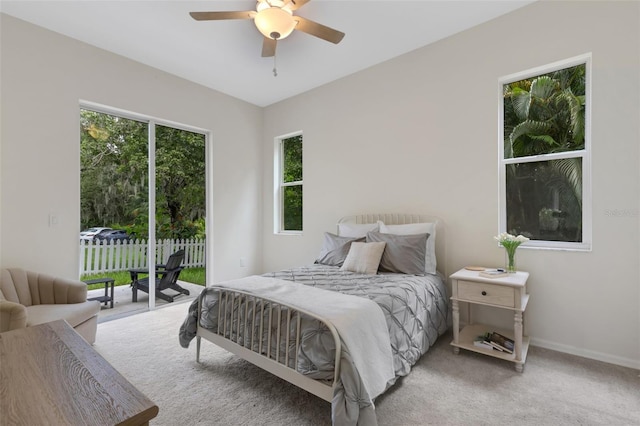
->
108, 280, 114, 308
514, 310, 524, 372
452, 298, 460, 354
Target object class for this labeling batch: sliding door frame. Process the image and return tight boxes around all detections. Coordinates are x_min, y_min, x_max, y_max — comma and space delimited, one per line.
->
80, 100, 213, 309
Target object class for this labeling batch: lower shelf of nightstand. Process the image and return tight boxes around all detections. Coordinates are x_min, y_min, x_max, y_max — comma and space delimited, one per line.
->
451, 323, 530, 365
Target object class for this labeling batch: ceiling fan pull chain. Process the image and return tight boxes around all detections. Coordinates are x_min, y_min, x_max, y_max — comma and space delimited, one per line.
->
273, 52, 278, 77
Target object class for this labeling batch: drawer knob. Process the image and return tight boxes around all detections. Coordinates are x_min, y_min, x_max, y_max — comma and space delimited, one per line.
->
481, 291, 487, 296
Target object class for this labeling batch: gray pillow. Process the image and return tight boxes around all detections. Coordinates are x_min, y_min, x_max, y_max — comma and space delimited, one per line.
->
366, 231, 429, 275
315, 232, 365, 266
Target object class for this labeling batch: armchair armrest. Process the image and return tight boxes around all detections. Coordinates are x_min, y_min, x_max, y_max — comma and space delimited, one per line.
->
56, 279, 89, 304
156, 266, 183, 277
129, 268, 149, 284
0, 300, 27, 332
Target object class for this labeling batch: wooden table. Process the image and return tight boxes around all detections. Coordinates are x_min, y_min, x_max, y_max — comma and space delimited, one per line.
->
0, 320, 159, 425
85, 277, 116, 308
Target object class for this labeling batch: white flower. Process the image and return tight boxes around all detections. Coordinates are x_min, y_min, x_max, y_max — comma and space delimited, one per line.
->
494, 232, 529, 244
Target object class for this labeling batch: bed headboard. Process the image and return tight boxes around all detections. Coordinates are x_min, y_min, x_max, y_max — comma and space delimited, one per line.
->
337, 213, 446, 277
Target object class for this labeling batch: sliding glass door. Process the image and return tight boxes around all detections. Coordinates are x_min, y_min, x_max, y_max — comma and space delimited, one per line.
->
80, 106, 207, 310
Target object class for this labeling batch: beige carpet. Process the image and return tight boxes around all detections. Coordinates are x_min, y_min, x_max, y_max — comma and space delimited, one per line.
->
94, 303, 640, 426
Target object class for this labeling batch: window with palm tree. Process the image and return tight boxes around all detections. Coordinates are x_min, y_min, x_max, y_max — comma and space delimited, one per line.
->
500, 55, 591, 250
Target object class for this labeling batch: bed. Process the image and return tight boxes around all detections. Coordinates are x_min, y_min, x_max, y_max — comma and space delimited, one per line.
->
179, 214, 450, 426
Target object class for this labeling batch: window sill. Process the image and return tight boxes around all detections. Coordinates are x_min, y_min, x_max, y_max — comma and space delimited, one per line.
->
275, 231, 303, 236
519, 242, 592, 252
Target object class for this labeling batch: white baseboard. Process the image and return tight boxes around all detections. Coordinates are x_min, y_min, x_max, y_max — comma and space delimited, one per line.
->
530, 337, 640, 371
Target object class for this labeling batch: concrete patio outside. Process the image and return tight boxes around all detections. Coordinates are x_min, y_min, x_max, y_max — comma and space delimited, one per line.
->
88, 280, 204, 323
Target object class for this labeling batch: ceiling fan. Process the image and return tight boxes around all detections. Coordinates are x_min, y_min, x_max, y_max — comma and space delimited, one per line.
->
189, 0, 345, 58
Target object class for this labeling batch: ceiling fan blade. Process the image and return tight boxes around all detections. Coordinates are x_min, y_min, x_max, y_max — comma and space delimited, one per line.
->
189, 11, 255, 21
286, 0, 311, 11
293, 16, 345, 44
262, 37, 277, 57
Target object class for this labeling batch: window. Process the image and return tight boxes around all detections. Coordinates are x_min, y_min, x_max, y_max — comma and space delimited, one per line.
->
499, 54, 591, 250
274, 133, 303, 233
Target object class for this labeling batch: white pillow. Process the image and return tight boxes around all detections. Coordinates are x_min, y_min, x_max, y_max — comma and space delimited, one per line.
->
340, 242, 386, 275
377, 221, 437, 274
337, 222, 379, 238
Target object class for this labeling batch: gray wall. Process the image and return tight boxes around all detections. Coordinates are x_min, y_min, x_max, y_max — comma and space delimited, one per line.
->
261, 1, 640, 368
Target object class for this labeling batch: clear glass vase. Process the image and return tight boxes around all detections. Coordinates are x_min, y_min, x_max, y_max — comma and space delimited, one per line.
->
505, 249, 517, 273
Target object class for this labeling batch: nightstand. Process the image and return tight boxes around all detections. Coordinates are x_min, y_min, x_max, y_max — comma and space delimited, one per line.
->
450, 268, 530, 372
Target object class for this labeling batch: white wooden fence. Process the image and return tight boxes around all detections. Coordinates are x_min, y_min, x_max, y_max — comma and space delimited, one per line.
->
79, 238, 205, 276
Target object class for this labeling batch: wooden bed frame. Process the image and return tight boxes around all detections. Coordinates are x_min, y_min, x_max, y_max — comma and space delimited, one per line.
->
195, 213, 444, 402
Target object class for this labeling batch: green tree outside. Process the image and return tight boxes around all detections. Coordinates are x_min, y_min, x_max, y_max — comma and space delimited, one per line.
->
282, 135, 303, 231
80, 110, 205, 240
503, 63, 586, 242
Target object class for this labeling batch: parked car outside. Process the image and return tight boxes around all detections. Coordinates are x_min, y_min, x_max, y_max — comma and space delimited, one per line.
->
95, 229, 130, 244
80, 227, 112, 241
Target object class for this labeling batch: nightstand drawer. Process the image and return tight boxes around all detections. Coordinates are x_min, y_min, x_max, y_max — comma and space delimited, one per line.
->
457, 280, 515, 307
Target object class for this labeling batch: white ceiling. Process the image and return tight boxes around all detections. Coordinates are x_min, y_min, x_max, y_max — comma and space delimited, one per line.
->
1, 0, 536, 107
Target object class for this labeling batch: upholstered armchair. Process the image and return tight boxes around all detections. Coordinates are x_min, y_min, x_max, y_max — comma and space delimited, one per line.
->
0, 268, 100, 344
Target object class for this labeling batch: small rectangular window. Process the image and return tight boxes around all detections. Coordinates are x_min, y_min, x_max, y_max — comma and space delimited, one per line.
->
274, 133, 303, 233
499, 55, 591, 250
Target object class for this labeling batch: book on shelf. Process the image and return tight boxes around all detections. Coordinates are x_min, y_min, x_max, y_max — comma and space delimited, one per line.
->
486, 341, 511, 353
479, 269, 508, 279
490, 332, 514, 351
483, 331, 514, 353
473, 338, 494, 350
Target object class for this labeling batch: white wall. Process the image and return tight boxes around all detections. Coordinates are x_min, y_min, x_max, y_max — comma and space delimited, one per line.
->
0, 14, 263, 283
262, 1, 640, 369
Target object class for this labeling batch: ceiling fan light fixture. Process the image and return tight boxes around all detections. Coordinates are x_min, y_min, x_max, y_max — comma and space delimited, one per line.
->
254, 7, 296, 40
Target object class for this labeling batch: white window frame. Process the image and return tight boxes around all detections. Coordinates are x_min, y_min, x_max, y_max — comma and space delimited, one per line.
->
273, 131, 303, 235
498, 53, 592, 251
